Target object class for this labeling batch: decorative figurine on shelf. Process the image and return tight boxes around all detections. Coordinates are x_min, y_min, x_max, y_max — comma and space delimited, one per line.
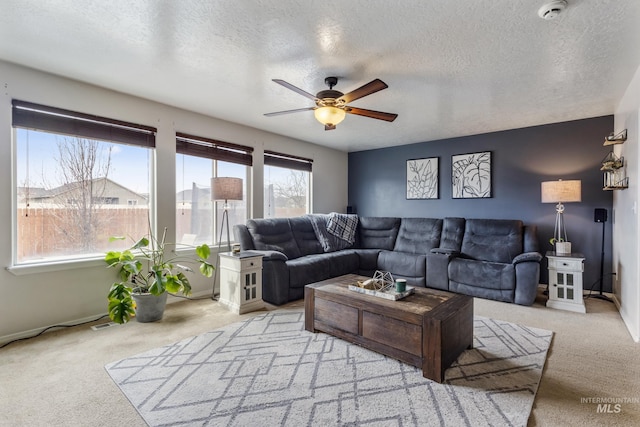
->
357, 270, 395, 291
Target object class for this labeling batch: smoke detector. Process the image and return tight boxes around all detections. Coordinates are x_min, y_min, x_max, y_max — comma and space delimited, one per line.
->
538, 1, 567, 20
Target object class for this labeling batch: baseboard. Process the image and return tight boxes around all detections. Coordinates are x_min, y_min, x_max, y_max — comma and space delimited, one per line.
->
2, 292, 216, 346
169, 289, 215, 301
614, 294, 640, 342
0, 313, 109, 347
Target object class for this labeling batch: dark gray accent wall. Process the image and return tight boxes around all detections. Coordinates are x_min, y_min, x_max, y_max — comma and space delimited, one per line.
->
348, 116, 614, 291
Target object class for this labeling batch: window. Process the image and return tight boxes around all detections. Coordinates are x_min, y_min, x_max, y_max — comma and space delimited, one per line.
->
12, 100, 155, 265
176, 133, 252, 246
93, 197, 119, 204
264, 150, 312, 218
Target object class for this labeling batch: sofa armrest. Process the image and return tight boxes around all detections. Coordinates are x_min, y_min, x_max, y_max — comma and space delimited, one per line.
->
255, 250, 290, 305
514, 259, 541, 305
255, 250, 288, 262
513, 252, 542, 305
512, 252, 542, 264
426, 251, 456, 291
430, 248, 461, 256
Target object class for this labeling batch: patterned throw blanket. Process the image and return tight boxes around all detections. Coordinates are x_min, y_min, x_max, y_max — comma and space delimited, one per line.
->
327, 212, 358, 244
308, 213, 358, 252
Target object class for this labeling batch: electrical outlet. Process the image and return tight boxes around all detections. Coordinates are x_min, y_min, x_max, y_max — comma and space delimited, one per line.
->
91, 322, 117, 331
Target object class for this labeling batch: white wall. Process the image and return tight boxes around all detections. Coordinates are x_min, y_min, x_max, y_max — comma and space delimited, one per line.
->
0, 60, 348, 342
613, 63, 640, 342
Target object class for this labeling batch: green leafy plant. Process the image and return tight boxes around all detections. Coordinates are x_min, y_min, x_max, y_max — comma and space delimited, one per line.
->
105, 227, 214, 324
549, 237, 565, 246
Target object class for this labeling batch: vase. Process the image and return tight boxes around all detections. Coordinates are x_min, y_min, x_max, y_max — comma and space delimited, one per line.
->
555, 242, 572, 255
131, 292, 168, 323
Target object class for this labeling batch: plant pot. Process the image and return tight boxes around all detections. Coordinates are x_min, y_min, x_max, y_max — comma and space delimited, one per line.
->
555, 242, 572, 255
131, 292, 168, 323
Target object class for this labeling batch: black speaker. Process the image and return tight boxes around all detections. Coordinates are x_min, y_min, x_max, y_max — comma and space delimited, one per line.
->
595, 208, 607, 223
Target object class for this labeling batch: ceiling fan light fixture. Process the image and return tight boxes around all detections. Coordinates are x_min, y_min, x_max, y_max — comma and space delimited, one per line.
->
314, 106, 346, 126
266, 77, 396, 128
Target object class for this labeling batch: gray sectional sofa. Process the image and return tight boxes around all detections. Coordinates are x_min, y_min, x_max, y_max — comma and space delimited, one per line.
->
233, 215, 542, 306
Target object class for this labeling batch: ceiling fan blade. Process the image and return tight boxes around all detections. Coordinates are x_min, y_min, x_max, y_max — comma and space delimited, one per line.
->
264, 107, 315, 117
325, 124, 336, 131
345, 107, 398, 122
339, 79, 388, 104
272, 79, 318, 101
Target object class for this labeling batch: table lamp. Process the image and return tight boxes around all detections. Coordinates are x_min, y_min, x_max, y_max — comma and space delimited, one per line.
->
541, 179, 581, 254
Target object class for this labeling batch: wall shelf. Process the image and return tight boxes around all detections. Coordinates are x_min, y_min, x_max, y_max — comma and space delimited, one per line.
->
603, 184, 629, 191
603, 129, 627, 146
601, 137, 628, 191
600, 152, 624, 171
603, 139, 626, 146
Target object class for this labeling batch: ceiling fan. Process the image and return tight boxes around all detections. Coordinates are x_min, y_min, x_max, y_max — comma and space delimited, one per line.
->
264, 77, 398, 130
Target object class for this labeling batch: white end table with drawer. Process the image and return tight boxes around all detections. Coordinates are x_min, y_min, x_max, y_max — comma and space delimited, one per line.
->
218, 251, 264, 314
546, 251, 586, 313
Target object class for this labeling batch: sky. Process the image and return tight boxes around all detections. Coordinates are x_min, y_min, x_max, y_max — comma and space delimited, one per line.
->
16, 129, 150, 194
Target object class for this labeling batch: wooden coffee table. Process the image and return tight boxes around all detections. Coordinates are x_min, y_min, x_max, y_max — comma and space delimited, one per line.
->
304, 273, 473, 383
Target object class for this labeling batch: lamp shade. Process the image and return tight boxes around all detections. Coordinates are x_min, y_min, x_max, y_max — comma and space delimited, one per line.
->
314, 106, 346, 126
211, 177, 243, 201
541, 180, 582, 203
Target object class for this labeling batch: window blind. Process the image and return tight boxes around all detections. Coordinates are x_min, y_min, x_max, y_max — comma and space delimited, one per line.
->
11, 100, 156, 147
264, 150, 312, 172
176, 132, 253, 166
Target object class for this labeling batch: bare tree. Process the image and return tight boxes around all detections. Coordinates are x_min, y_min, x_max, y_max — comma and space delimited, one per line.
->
274, 170, 307, 209
53, 137, 113, 252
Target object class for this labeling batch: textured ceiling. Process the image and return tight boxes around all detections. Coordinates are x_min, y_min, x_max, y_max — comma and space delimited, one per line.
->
1, 0, 640, 152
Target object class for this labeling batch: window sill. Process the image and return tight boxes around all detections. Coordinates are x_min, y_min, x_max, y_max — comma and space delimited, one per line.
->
7, 243, 235, 276
6, 257, 105, 276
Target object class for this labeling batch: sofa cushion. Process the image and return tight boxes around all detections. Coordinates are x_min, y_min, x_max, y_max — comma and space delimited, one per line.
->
449, 281, 515, 304
461, 219, 523, 263
353, 248, 381, 274
394, 218, 442, 253
289, 216, 323, 256
441, 217, 465, 251
377, 250, 426, 286
287, 251, 359, 288
246, 218, 301, 260
356, 217, 401, 250
448, 258, 516, 302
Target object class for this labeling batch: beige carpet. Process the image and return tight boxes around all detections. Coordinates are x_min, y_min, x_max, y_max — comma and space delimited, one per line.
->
1, 288, 639, 426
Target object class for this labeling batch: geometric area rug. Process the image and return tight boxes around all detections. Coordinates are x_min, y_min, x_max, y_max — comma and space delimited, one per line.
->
105, 311, 553, 427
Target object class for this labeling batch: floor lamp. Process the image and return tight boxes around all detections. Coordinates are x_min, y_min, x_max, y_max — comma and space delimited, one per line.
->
210, 177, 243, 300
593, 208, 614, 302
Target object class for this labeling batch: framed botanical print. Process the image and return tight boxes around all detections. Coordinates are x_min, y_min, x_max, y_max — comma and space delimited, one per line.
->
406, 157, 439, 199
451, 151, 492, 198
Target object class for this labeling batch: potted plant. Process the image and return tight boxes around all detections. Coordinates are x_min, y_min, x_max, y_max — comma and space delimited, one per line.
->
549, 237, 571, 255
104, 227, 214, 324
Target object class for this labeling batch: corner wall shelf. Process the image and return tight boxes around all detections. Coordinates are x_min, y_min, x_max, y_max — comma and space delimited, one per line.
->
603, 140, 626, 146
603, 183, 629, 191
600, 152, 624, 171
603, 129, 627, 146
601, 132, 629, 190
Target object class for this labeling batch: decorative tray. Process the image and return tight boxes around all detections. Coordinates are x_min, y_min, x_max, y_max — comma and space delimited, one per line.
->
348, 285, 415, 301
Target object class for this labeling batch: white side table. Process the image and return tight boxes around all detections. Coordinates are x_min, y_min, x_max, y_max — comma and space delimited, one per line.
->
218, 251, 264, 314
546, 251, 586, 313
